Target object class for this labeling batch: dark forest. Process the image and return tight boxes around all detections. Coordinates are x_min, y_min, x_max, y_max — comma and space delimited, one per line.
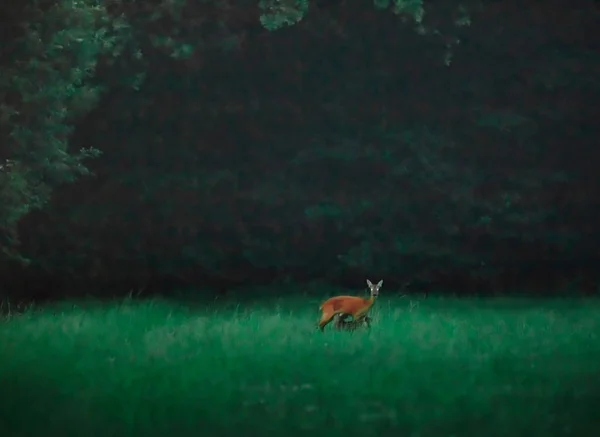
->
1, 1, 600, 436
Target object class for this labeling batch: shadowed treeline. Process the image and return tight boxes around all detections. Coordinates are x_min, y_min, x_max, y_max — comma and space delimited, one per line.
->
1, 0, 600, 299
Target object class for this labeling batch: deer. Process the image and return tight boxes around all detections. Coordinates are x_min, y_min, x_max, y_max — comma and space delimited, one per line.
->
317, 279, 382, 331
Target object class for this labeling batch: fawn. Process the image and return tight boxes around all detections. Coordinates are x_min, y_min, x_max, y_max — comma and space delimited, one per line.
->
317, 279, 382, 331
333, 314, 373, 331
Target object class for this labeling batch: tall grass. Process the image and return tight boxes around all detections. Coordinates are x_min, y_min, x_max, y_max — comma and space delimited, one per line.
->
1, 293, 599, 437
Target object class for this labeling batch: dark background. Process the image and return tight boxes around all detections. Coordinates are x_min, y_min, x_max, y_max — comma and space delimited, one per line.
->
1, 0, 600, 302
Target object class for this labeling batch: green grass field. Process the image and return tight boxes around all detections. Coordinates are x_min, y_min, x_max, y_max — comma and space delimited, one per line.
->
1, 292, 599, 437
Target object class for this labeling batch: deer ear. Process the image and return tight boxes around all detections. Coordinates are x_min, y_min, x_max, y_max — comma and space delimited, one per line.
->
377, 280, 383, 287
366, 279, 373, 287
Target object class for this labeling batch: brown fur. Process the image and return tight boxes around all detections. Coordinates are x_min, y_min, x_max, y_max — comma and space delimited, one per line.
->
317, 279, 382, 331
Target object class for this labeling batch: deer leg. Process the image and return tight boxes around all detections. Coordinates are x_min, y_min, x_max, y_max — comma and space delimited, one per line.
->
363, 315, 372, 328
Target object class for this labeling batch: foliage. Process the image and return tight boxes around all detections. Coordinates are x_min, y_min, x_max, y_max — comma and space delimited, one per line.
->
0, 0, 132, 261
256, 0, 469, 32
0, 0, 473, 265
259, 0, 310, 31
4, 0, 598, 294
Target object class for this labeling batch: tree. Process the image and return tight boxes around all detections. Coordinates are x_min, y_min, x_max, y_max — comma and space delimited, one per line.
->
0, 0, 471, 264
0, 0, 131, 261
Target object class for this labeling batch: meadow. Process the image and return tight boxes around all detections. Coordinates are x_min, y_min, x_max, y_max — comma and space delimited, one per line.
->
1, 289, 599, 437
